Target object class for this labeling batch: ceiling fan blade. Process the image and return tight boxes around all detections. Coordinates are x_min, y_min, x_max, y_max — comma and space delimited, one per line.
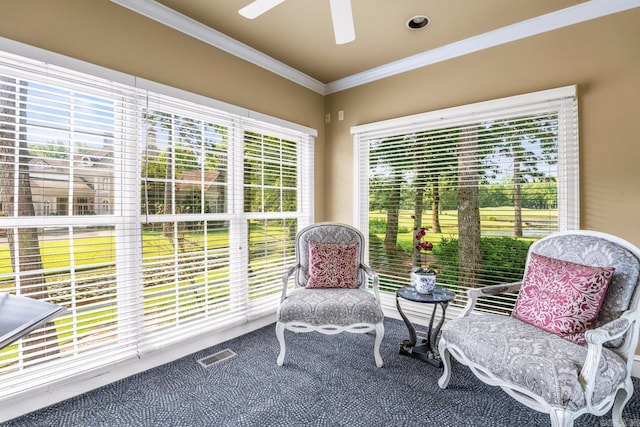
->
239, 0, 286, 19
329, 0, 355, 44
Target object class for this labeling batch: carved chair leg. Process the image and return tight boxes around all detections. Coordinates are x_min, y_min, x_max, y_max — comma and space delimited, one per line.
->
438, 339, 452, 389
374, 322, 384, 368
275, 322, 286, 366
549, 409, 574, 427
611, 382, 633, 427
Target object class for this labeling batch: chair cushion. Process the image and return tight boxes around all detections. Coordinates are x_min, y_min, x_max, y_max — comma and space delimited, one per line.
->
295, 224, 366, 289
306, 241, 359, 289
441, 314, 627, 411
277, 288, 384, 326
512, 253, 614, 345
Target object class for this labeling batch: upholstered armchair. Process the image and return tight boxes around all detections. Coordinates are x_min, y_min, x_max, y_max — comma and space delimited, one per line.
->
275, 223, 385, 367
438, 230, 640, 427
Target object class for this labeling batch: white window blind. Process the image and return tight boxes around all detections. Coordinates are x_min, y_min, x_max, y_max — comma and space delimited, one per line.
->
0, 56, 141, 394
0, 47, 315, 401
138, 90, 239, 350
353, 86, 578, 314
242, 123, 313, 318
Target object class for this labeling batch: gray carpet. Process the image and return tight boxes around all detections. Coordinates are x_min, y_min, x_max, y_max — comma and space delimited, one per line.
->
3, 318, 640, 427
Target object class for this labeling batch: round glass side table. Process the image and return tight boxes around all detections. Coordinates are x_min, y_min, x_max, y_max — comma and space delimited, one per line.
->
395, 285, 455, 367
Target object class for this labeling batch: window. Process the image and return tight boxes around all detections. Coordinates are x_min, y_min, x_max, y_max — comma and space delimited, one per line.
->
100, 198, 110, 214
0, 47, 315, 400
353, 86, 578, 313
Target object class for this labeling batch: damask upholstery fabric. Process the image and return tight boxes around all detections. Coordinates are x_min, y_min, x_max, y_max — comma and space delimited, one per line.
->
512, 252, 615, 345
441, 313, 628, 410
306, 241, 359, 289
532, 234, 640, 347
278, 288, 384, 326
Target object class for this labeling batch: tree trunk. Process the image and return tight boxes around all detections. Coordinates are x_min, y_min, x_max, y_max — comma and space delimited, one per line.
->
431, 176, 442, 233
412, 183, 425, 268
384, 172, 402, 262
513, 160, 523, 238
457, 129, 481, 289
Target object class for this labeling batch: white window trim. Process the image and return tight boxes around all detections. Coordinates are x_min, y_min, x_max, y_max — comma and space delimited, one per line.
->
352, 86, 579, 319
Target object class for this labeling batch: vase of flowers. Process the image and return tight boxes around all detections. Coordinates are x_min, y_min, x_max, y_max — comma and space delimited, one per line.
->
412, 226, 436, 294
412, 267, 437, 294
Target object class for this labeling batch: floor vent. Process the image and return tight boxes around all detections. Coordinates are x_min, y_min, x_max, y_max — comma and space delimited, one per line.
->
197, 348, 237, 368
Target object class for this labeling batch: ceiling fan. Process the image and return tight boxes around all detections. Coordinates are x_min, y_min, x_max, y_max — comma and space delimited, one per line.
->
239, 0, 355, 45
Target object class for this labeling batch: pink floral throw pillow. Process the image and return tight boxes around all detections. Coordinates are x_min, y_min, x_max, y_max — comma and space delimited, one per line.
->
512, 252, 615, 345
305, 241, 359, 289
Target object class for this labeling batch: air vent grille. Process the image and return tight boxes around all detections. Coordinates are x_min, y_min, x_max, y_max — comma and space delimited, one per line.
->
197, 348, 237, 367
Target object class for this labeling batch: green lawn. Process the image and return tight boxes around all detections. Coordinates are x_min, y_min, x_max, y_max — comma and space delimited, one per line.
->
0, 226, 284, 363
371, 207, 556, 250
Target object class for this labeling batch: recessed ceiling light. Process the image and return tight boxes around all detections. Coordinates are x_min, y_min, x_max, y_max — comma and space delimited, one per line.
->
406, 15, 430, 30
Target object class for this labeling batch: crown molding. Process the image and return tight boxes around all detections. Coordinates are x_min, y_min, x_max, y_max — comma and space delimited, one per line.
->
325, 0, 640, 94
111, 0, 640, 97
109, 0, 326, 95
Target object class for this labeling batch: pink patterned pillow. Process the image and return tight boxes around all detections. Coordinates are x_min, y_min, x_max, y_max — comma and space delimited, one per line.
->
512, 252, 615, 345
305, 241, 359, 289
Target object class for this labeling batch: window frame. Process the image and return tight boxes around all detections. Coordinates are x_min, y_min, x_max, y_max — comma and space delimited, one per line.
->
352, 86, 579, 309
0, 37, 316, 404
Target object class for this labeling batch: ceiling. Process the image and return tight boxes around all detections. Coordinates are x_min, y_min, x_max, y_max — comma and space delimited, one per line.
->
153, 0, 587, 83
112, 0, 636, 93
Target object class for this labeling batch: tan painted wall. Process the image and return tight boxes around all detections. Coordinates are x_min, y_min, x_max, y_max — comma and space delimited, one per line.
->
325, 9, 640, 248
1, 0, 639, 360
0, 0, 327, 219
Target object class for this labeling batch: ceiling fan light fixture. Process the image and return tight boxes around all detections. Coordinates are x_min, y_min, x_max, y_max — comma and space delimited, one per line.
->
406, 15, 430, 30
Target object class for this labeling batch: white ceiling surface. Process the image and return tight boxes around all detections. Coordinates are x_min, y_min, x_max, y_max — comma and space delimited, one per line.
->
112, 0, 639, 95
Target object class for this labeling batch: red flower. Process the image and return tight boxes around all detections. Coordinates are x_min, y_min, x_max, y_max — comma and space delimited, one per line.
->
416, 241, 433, 252
415, 226, 433, 252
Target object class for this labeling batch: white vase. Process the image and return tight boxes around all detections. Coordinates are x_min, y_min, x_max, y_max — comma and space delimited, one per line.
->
412, 268, 436, 294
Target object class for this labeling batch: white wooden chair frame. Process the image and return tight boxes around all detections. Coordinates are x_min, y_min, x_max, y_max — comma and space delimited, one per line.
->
438, 230, 640, 427
275, 223, 385, 367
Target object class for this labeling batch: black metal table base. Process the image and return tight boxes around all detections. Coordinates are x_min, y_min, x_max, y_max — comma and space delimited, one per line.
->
395, 286, 455, 368
399, 338, 442, 367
